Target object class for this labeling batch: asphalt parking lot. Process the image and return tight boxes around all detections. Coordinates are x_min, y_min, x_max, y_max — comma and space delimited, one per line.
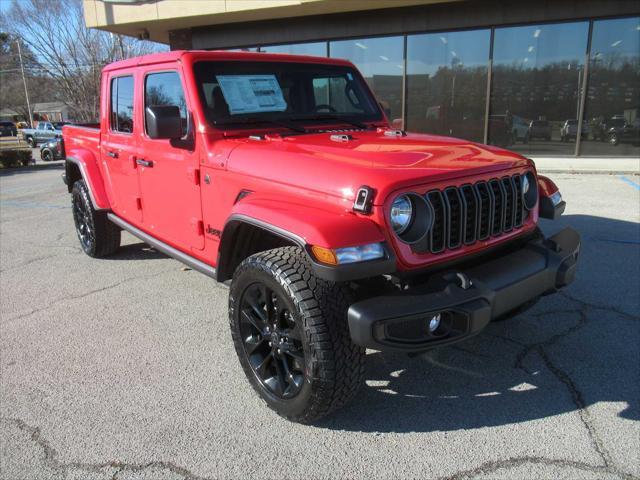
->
1, 167, 638, 480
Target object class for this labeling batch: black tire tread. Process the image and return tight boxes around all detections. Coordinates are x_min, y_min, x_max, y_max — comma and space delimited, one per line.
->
229, 246, 365, 423
72, 180, 120, 257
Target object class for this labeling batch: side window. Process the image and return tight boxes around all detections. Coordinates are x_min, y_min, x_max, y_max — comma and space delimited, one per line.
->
144, 71, 188, 136
110, 75, 134, 133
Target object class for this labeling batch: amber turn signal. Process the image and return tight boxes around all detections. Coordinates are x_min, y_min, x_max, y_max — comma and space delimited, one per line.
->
311, 245, 338, 265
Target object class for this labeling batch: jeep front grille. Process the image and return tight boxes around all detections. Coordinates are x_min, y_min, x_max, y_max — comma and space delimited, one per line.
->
413, 174, 526, 254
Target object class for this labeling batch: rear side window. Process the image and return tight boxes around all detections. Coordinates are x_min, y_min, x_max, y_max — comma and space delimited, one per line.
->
144, 71, 188, 137
110, 75, 134, 133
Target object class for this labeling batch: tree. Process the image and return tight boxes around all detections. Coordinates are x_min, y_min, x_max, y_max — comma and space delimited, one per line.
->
1, 0, 165, 122
0, 31, 54, 122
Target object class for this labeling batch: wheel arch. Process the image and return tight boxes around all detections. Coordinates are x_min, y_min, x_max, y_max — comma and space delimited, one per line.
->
65, 153, 110, 210
216, 215, 303, 282
216, 199, 395, 283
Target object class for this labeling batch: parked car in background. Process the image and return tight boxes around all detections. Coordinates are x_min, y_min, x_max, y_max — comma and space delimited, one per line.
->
40, 138, 64, 161
560, 120, 589, 142
607, 118, 640, 146
0, 121, 18, 137
528, 120, 552, 141
511, 115, 530, 143
22, 121, 64, 147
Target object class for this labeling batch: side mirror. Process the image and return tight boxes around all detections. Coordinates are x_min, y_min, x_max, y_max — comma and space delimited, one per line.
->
145, 105, 182, 140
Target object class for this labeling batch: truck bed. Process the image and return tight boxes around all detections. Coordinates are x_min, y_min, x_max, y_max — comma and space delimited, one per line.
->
62, 124, 100, 159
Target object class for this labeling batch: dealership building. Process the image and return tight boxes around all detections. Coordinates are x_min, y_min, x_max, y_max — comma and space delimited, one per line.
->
84, 0, 639, 160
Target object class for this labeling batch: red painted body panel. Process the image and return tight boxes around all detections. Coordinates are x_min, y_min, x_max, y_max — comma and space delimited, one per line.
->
63, 51, 551, 275
63, 126, 111, 210
538, 175, 560, 197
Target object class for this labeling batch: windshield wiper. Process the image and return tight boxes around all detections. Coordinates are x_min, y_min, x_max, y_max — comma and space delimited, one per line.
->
215, 116, 307, 134
288, 114, 371, 130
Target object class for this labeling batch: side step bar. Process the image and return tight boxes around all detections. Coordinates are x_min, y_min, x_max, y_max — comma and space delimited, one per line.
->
107, 213, 217, 279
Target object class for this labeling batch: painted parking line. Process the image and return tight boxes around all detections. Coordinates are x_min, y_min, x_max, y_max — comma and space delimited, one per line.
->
619, 175, 640, 191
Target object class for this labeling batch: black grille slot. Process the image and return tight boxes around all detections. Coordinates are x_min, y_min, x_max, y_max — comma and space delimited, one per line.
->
427, 190, 446, 253
444, 187, 463, 249
475, 181, 493, 240
513, 175, 524, 227
489, 179, 505, 236
413, 174, 527, 255
460, 184, 478, 244
502, 177, 515, 231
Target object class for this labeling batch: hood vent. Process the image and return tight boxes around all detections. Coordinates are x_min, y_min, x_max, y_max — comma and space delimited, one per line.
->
330, 134, 353, 143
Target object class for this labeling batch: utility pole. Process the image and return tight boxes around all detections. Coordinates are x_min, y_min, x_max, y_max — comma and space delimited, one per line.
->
16, 39, 34, 128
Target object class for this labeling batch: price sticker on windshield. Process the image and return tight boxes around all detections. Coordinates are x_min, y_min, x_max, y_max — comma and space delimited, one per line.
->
216, 75, 287, 115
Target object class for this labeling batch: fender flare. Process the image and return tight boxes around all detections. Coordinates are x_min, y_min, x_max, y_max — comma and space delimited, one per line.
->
65, 152, 110, 211
217, 197, 396, 282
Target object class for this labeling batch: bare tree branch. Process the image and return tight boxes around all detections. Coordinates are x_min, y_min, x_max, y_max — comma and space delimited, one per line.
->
2, 0, 165, 122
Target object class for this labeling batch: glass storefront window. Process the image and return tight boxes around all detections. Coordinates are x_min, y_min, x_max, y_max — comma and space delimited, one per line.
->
330, 36, 404, 127
406, 29, 490, 142
581, 17, 640, 157
260, 42, 327, 57
489, 21, 589, 155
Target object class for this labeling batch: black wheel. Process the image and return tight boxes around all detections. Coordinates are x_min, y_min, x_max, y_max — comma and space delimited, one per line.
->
71, 180, 120, 257
41, 149, 52, 161
608, 132, 619, 146
229, 246, 365, 423
26, 136, 35, 147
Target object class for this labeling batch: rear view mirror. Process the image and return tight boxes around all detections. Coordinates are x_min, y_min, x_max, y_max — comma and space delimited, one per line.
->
145, 105, 182, 140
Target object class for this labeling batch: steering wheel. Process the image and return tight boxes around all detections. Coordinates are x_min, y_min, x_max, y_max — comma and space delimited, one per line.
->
314, 104, 337, 113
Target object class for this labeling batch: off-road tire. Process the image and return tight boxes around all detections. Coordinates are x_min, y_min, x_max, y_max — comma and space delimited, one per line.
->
229, 246, 366, 423
71, 179, 120, 257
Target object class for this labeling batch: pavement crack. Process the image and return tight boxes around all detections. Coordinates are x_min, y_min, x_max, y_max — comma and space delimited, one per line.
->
559, 291, 639, 321
2, 268, 177, 325
504, 302, 626, 477
0, 253, 63, 273
1, 417, 213, 480
537, 347, 615, 470
438, 455, 635, 480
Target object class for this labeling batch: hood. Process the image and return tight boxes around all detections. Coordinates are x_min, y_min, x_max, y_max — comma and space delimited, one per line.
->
220, 129, 532, 204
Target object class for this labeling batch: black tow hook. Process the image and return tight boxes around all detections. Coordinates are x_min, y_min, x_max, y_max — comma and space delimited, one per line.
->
443, 272, 473, 290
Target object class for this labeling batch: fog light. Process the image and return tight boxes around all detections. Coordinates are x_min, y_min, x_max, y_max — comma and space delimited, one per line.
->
428, 313, 441, 333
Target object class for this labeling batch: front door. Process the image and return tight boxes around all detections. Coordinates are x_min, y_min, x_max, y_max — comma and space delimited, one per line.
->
137, 69, 204, 249
101, 74, 142, 223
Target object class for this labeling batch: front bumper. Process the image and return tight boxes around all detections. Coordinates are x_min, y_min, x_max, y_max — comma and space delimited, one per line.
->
348, 227, 580, 352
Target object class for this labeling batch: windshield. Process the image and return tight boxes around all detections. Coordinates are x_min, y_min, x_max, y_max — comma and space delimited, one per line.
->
193, 61, 383, 129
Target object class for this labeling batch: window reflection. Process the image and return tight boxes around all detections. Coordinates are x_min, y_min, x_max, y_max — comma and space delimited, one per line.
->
489, 22, 589, 155
330, 36, 404, 127
407, 29, 490, 142
261, 42, 327, 57
582, 17, 640, 156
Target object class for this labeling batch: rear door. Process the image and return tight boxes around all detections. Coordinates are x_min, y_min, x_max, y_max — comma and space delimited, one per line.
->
101, 73, 142, 223
137, 68, 203, 249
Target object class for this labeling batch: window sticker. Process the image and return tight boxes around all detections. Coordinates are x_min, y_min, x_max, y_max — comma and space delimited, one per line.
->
216, 74, 287, 115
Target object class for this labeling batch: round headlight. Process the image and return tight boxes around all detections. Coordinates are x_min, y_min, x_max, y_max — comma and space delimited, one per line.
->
390, 193, 433, 244
522, 171, 538, 210
391, 195, 413, 234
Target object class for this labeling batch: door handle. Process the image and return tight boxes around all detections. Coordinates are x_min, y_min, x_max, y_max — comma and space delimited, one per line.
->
106, 151, 118, 158
136, 158, 153, 168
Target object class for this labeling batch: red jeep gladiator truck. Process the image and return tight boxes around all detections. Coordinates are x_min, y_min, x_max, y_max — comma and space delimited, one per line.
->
62, 50, 579, 423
